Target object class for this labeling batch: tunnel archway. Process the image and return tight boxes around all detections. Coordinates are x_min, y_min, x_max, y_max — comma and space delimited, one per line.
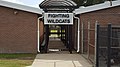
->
38, 0, 79, 54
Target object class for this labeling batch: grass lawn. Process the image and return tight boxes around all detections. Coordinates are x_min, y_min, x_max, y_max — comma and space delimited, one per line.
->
0, 54, 36, 67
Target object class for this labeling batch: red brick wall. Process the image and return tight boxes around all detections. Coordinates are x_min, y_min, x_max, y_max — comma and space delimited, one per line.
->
80, 6, 120, 62
0, 6, 42, 53
40, 21, 44, 44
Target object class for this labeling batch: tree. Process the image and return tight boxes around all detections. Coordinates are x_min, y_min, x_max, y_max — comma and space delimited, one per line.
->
72, 0, 84, 6
72, 0, 116, 7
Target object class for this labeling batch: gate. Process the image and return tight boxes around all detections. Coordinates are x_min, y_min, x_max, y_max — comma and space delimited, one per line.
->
96, 24, 120, 67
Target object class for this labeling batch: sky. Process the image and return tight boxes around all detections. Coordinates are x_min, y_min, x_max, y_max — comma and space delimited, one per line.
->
2, 0, 44, 8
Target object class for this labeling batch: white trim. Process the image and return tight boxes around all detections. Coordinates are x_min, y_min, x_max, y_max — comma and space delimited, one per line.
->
74, 16, 80, 53
37, 16, 43, 53
0, 0, 43, 14
74, 0, 120, 14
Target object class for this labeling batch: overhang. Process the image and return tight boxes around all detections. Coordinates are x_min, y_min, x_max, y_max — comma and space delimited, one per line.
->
74, 0, 120, 14
0, 0, 43, 14
39, 0, 78, 12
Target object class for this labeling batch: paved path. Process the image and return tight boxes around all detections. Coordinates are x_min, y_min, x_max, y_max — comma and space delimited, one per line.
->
27, 38, 93, 67
30, 54, 93, 67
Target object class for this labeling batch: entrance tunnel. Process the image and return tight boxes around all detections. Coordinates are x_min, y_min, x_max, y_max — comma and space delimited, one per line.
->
39, 25, 78, 54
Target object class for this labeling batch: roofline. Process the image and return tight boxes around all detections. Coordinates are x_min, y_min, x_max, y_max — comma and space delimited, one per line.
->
74, 0, 120, 15
0, 0, 44, 14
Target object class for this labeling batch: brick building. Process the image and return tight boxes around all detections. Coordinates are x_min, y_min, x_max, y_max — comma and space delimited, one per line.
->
0, 0, 43, 53
0, 1, 119, 64
74, 0, 120, 63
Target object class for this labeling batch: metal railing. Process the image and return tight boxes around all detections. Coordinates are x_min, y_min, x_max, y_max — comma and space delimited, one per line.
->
96, 24, 120, 67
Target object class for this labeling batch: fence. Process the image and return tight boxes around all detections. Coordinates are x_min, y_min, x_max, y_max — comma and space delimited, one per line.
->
81, 22, 96, 63
96, 24, 120, 67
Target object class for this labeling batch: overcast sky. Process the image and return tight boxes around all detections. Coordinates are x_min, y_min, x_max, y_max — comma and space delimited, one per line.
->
2, 0, 44, 8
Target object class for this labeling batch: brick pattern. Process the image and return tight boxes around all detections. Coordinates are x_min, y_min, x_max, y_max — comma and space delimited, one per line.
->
0, 6, 42, 53
79, 6, 120, 62
40, 21, 44, 44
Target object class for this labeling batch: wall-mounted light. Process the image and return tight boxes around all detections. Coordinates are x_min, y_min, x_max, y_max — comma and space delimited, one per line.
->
14, 11, 18, 15
13, 9, 18, 15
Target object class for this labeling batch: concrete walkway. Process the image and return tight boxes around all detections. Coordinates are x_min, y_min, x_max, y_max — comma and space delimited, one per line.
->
29, 54, 93, 67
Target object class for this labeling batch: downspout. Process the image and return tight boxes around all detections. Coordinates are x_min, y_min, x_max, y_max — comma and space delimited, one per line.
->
74, 15, 80, 53
37, 16, 43, 53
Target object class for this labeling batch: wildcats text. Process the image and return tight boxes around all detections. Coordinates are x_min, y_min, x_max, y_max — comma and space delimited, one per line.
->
44, 13, 73, 25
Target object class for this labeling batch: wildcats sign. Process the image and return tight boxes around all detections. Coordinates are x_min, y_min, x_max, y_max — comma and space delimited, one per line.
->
44, 13, 73, 25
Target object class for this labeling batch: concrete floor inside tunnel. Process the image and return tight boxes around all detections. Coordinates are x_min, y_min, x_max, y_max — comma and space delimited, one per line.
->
41, 25, 76, 54
47, 38, 77, 54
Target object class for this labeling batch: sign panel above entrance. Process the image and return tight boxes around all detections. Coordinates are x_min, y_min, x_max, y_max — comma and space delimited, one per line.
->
44, 13, 73, 25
